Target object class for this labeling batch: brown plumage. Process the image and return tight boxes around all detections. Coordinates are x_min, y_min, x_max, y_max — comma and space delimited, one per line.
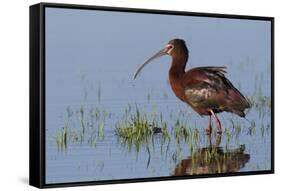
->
134, 39, 250, 133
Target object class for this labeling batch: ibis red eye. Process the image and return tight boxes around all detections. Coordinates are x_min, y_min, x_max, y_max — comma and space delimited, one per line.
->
166, 45, 173, 49
165, 44, 174, 54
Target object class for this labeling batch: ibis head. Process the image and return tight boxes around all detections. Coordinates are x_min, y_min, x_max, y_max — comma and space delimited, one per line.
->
133, 39, 189, 79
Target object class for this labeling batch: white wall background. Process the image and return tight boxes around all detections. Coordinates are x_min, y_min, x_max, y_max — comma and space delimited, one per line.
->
0, 0, 278, 190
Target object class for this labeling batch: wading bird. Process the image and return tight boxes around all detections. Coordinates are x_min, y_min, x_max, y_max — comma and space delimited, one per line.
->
133, 39, 250, 133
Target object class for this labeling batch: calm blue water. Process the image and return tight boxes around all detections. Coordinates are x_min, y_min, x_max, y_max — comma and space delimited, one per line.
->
45, 7, 272, 184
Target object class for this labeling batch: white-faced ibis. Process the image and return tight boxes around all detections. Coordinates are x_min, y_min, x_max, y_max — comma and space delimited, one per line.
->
133, 39, 250, 133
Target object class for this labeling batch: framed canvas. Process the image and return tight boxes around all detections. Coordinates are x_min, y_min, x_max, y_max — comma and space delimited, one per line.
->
29, 2, 274, 188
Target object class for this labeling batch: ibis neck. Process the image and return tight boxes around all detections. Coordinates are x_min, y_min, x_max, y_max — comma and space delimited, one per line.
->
169, 54, 188, 77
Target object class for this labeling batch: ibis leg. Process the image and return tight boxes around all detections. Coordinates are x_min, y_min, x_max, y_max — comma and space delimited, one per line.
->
205, 115, 212, 134
215, 133, 222, 146
207, 133, 222, 147
207, 133, 212, 146
210, 110, 222, 134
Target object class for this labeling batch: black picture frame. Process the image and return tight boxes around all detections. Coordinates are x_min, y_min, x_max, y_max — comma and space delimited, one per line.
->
29, 2, 274, 188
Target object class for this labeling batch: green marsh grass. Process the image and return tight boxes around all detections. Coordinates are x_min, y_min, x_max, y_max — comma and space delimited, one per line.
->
55, 90, 271, 163
115, 106, 170, 152
56, 105, 107, 150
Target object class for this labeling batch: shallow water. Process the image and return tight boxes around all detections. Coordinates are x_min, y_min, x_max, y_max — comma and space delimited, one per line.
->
45, 8, 272, 184
45, 80, 271, 183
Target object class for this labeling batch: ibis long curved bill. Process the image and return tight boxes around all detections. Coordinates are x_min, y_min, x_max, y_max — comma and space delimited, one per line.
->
133, 47, 168, 80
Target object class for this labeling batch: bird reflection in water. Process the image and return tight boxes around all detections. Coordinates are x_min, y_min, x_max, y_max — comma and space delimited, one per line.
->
173, 134, 250, 175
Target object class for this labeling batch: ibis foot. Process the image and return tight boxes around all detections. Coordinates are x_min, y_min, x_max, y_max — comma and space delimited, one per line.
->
205, 129, 211, 135
205, 115, 212, 134
215, 133, 222, 146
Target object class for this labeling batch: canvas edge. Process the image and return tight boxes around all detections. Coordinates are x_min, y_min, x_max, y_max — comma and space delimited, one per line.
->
40, 2, 274, 20
29, 3, 41, 188
270, 17, 274, 174
29, 3, 45, 188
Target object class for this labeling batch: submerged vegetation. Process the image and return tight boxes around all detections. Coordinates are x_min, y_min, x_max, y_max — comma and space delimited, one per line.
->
115, 106, 170, 150
55, 105, 107, 151
55, 92, 271, 151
